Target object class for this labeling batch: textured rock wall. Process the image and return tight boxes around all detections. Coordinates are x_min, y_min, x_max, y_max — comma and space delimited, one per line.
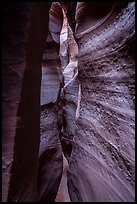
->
59, 9, 69, 73
67, 2, 135, 202
38, 2, 64, 202
59, 7, 79, 161
38, 103, 63, 202
40, 32, 61, 105
2, 2, 135, 202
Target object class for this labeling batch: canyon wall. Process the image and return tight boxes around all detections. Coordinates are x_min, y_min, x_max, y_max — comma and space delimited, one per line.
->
38, 3, 64, 202
67, 2, 135, 202
2, 3, 51, 202
2, 2, 135, 202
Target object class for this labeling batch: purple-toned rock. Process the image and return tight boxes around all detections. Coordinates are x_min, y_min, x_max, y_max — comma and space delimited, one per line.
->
2, 2, 135, 202
2, 3, 51, 202
67, 2, 135, 202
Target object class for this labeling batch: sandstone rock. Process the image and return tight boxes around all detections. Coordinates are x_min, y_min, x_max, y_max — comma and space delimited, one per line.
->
55, 155, 70, 202
38, 103, 63, 202
67, 2, 135, 202
2, 3, 51, 202
40, 31, 62, 105
2, 2, 135, 202
59, 9, 69, 72
38, 2, 64, 202
59, 7, 79, 163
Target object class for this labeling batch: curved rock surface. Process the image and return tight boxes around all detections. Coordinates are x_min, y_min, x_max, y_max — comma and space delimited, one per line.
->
38, 2, 64, 202
38, 103, 63, 202
59, 8, 79, 162
2, 2, 135, 202
67, 2, 135, 202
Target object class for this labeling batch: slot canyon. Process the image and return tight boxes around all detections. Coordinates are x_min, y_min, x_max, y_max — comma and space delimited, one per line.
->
2, 2, 135, 202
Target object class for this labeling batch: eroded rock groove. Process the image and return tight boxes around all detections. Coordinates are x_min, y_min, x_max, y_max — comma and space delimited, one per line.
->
2, 2, 135, 202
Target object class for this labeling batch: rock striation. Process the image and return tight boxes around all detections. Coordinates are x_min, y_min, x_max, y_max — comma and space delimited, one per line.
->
38, 2, 64, 202
67, 2, 135, 202
2, 2, 135, 202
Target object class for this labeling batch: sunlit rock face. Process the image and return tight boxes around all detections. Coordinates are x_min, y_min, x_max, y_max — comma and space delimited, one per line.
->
67, 2, 135, 202
59, 7, 79, 162
59, 9, 69, 73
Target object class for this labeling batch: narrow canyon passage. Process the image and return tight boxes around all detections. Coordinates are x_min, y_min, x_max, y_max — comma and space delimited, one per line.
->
39, 4, 78, 201
2, 2, 135, 202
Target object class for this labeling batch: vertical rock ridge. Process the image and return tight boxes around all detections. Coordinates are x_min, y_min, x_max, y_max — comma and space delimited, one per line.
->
4, 3, 51, 202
